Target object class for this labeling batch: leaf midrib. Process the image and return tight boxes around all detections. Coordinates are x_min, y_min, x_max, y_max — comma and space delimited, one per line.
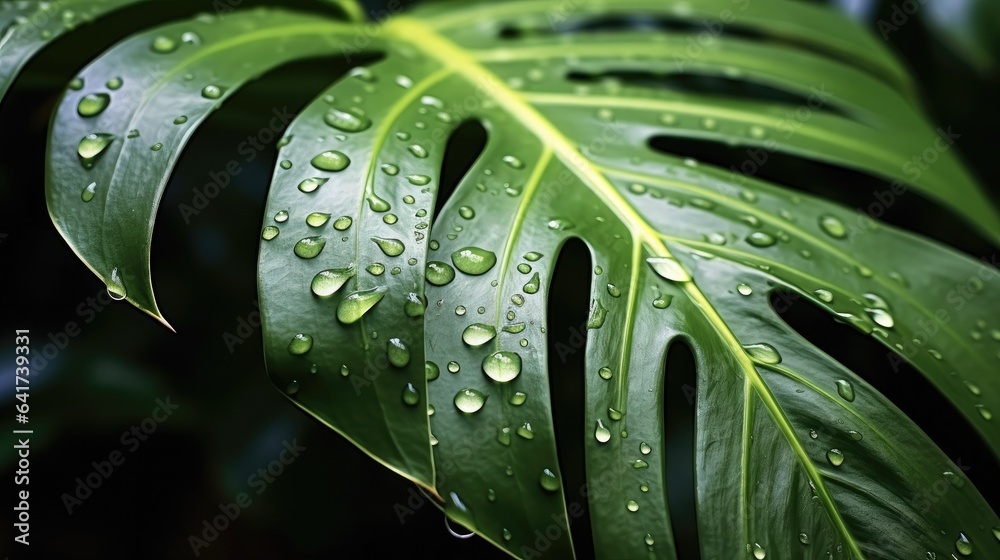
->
389, 15, 865, 557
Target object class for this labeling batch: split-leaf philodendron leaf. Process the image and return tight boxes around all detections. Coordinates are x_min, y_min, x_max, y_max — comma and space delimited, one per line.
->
13, 0, 999, 557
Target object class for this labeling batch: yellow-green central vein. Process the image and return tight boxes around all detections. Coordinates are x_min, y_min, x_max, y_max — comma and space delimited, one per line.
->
388, 15, 864, 558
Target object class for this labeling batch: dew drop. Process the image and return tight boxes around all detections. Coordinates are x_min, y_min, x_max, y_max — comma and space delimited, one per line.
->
632, 460, 648, 469
607, 284, 622, 297
539, 468, 560, 492
288, 333, 313, 355
798, 533, 809, 545
306, 212, 331, 227
587, 299, 608, 329
737, 283, 753, 296
645, 534, 655, 546
151, 35, 178, 53
746, 231, 776, 247
406, 174, 431, 186
497, 426, 512, 446
652, 294, 672, 309
261, 226, 279, 240
402, 383, 420, 405
381, 163, 399, 176
106, 267, 127, 301
426, 261, 456, 285
395, 74, 413, 88
387, 338, 410, 367
201, 85, 223, 99
425, 361, 440, 381
452, 247, 497, 275
547, 218, 575, 231
502, 155, 524, 169
298, 177, 328, 193
81, 182, 97, 202
595, 419, 611, 443
336, 287, 387, 324
173, 115, 188, 125
647, 257, 690, 282
463, 324, 497, 347
598, 367, 612, 380
333, 216, 353, 231
372, 237, 405, 257
523, 272, 541, 294
963, 380, 981, 396
77, 93, 110, 117
311, 267, 354, 297
77, 133, 115, 168
516, 423, 534, 439
323, 107, 372, 132
524, 252, 543, 262
403, 292, 426, 317
866, 308, 895, 328
955, 533, 972, 556
826, 448, 845, 466
640, 442, 652, 455
447, 361, 460, 373
294, 237, 326, 259
814, 289, 834, 303
835, 379, 856, 402
311, 150, 350, 171
820, 215, 848, 239
454, 389, 486, 413
752, 543, 766, 559
743, 343, 781, 364
459, 206, 476, 220
483, 351, 521, 382
626, 500, 639, 512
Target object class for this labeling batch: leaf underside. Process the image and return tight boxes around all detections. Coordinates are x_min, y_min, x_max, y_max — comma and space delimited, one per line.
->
21, 0, 1000, 558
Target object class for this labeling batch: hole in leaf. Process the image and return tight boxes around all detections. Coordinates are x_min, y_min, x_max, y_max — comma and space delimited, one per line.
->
663, 339, 701, 560
159, 52, 382, 321
647, 135, 997, 259
435, 119, 488, 219
547, 237, 595, 560
769, 289, 1000, 509
567, 70, 846, 116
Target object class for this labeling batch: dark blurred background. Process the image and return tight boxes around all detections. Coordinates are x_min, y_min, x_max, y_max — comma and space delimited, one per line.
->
1, 0, 997, 559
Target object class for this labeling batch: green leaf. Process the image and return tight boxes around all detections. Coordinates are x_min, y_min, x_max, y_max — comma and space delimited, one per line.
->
45, 8, 358, 327
38, 0, 1000, 558
259, 1, 1000, 558
0, 0, 151, 101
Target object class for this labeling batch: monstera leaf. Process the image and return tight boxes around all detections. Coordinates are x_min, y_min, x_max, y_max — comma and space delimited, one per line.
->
13, 0, 1000, 557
